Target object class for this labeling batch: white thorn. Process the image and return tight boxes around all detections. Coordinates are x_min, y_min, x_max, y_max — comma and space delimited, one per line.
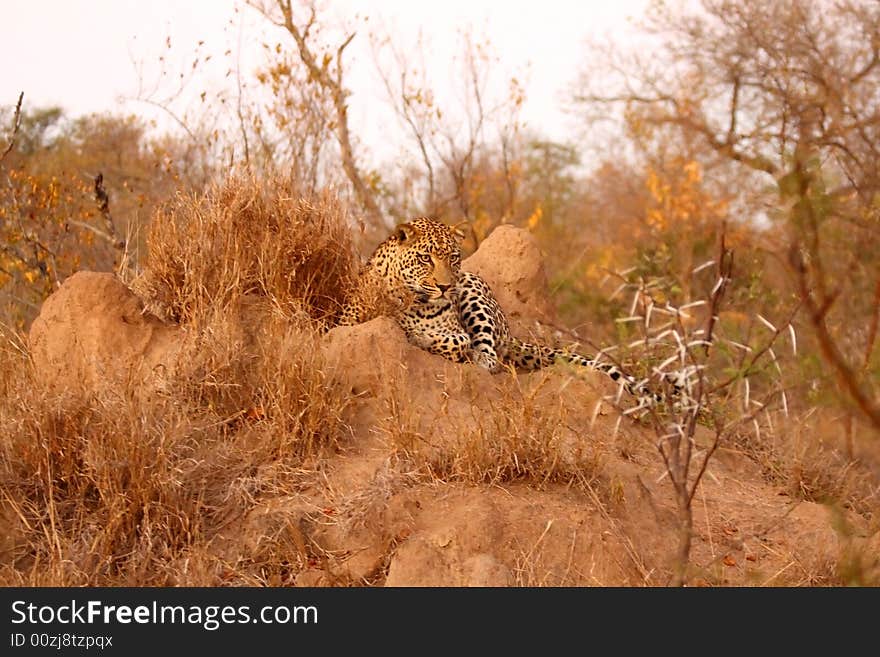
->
590, 400, 603, 428
610, 282, 628, 301
622, 404, 646, 416
691, 260, 716, 275
629, 291, 640, 317
651, 328, 675, 341
724, 339, 753, 353
756, 314, 777, 332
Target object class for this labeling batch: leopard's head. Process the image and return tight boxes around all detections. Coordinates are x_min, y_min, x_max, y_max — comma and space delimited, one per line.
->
387, 218, 465, 301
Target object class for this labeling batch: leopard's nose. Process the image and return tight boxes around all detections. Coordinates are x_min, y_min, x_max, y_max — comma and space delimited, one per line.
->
437, 283, 451, 294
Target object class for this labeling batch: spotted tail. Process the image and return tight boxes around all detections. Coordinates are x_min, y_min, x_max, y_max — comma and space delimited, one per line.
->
506, 337, 682, 409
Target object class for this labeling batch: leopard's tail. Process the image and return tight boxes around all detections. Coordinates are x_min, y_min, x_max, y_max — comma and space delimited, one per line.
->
507, 337, 683, 408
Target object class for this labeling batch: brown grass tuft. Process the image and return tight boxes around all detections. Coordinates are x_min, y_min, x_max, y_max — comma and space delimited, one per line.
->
732, 409, 880, 517
136, 174, 359, 325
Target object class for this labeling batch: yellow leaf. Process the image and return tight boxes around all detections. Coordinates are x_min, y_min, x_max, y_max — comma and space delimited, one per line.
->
526, 205, 543, 231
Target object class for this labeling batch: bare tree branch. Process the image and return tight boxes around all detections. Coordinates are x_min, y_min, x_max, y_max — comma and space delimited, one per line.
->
790, 244, 880, 430
254, 0, 384, 228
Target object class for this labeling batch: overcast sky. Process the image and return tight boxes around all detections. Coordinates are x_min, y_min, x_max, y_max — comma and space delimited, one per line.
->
2, 0, 649, 153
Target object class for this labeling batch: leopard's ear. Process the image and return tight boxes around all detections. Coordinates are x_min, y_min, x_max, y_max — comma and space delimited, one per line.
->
394, 222, 418, 243
450, 220, 469, 241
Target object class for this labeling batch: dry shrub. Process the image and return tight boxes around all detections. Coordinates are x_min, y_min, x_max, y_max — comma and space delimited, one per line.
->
137, 174, 359, 325
0, 312, 350, 586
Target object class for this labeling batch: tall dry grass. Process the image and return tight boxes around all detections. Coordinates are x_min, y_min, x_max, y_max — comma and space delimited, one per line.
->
0, 176, 358, 585
136, 174, 359, 325
733, 408, 880, 516
0, 308, 351, 586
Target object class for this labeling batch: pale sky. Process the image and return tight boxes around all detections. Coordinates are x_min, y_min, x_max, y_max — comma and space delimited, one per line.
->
2, 0, 649, 154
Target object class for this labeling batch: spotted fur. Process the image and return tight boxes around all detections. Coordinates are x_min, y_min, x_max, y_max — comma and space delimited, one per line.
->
340, 217, 675, 408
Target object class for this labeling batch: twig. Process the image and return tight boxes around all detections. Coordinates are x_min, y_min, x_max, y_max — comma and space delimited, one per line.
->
702, 231, 733, 357
686, 429, 721, 507
93, 173, 126, 251
1, 92, 23, 162
708, 303, 801, 395
863, 278, 880, 371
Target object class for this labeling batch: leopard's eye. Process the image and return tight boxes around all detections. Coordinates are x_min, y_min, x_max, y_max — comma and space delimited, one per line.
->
418, 254, 432, 264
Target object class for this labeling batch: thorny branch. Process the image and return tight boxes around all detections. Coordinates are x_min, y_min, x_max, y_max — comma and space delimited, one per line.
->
576, 0, 880, 436
595, 228, 795, 585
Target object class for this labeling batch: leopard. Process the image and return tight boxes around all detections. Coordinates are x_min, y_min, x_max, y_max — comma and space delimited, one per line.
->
339, 217, 680, 410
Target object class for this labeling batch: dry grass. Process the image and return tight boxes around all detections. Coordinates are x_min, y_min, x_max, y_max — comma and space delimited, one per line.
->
0, 312, 351, 586
733, 408, 880, 517
135, 174, 359, 326
0, 177, 359, 585
377, 370, 611, 490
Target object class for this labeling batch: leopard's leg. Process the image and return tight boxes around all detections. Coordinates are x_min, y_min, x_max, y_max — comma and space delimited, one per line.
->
406, 328, 472, 363
455, 274, 503, 373
393, 298, 474, 364
338, 301, 359, 326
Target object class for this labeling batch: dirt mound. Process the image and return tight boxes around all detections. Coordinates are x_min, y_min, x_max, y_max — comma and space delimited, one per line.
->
383, 487, 632, 586
23, 225, 877, 586
28, 271, 181, 396
462, 224, 556, 334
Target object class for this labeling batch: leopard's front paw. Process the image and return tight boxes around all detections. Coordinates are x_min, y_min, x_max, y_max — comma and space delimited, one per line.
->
472, 350, 501, 374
